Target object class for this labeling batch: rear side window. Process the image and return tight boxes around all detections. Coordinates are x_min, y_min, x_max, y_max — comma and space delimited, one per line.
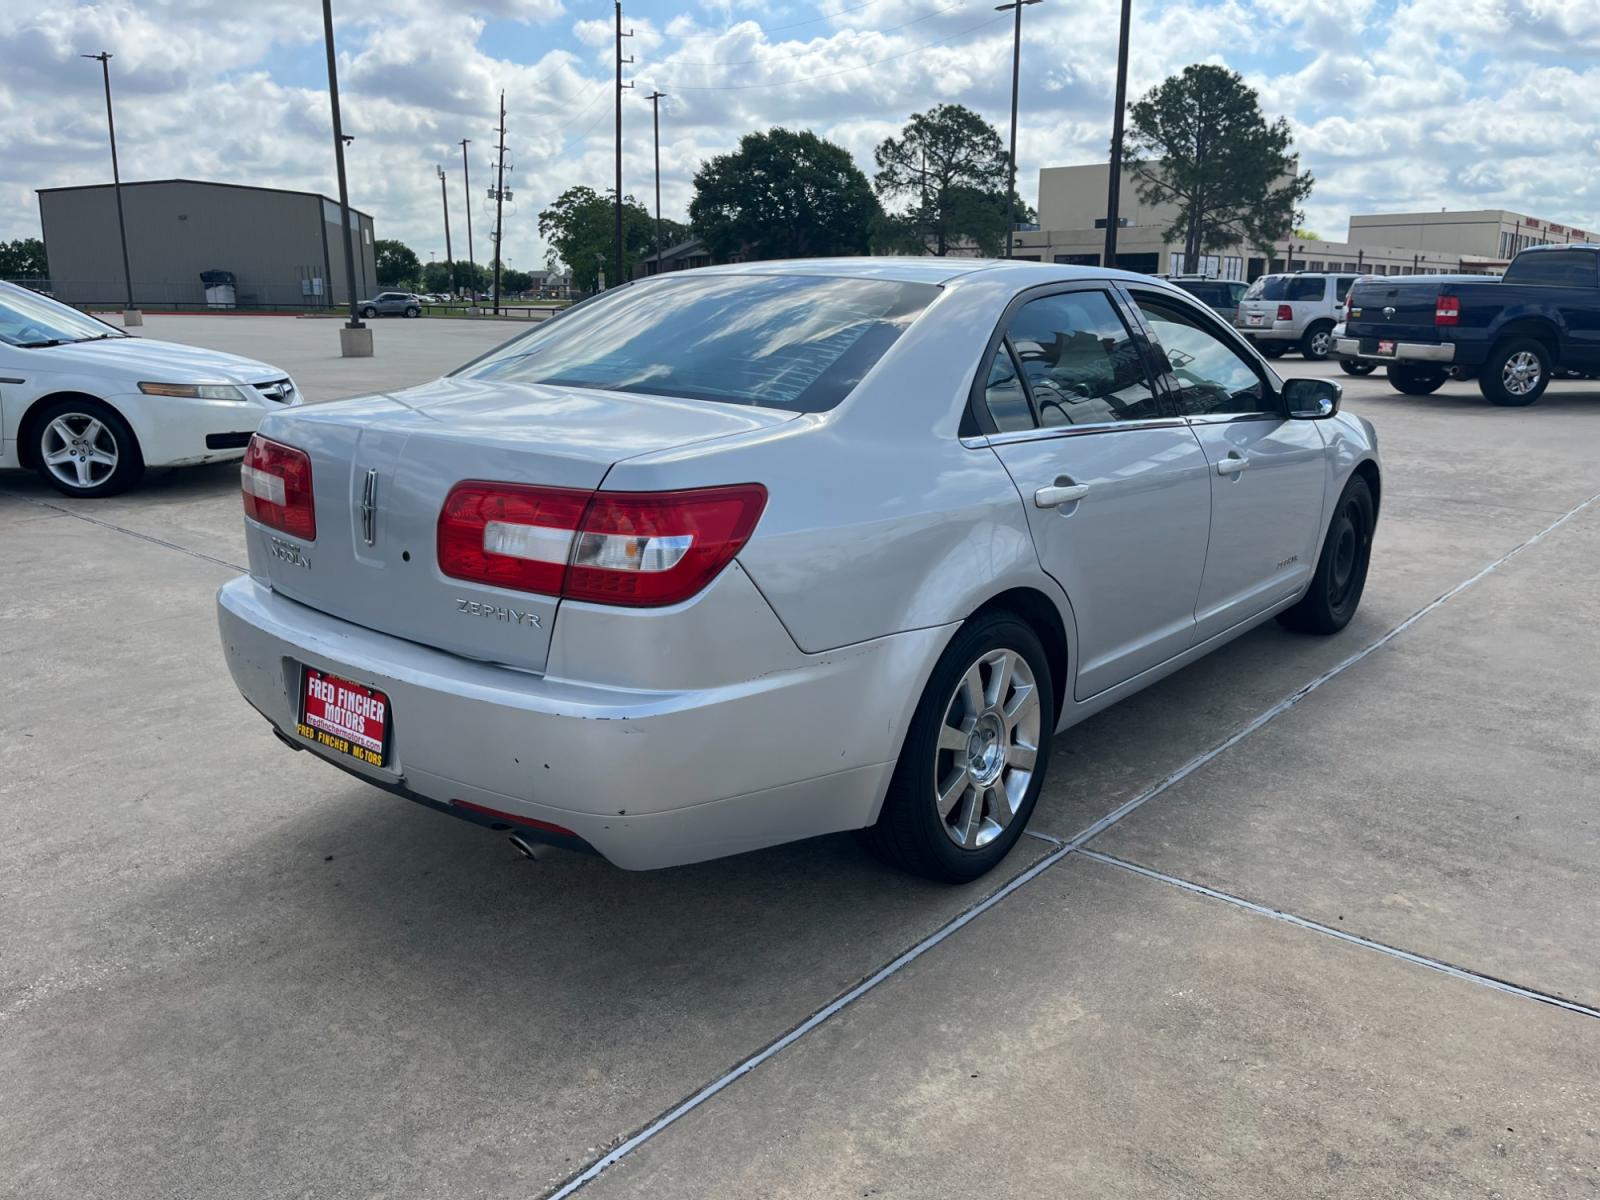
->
1175, 281, 1223, 306
1002, 290, 1162, 427
1335, 277, 1358, 301
981, 343, 1032, 432
464, 274, 938, 412
1506, 251, 1599, 287
1286, 276, 1326, 301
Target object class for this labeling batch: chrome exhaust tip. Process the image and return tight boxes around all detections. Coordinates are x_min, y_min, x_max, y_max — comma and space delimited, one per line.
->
508, 833, 544, 861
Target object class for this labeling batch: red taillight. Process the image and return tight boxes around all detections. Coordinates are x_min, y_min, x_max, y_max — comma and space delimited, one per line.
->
241, 435, 315, 540
437, 482, 591, 595
1276, 304, 1294, 321
1435, 294, 1460, 325
437, 481, 767, 608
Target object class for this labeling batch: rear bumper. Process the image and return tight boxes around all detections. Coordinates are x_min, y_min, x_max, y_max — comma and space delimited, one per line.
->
1237, 325, 1299, 343
216, 574, 943, 869
1335, 337, 1456, 365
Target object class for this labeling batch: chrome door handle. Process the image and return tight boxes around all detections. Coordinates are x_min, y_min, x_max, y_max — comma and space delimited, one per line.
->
1216, 455, 1249, 475
1034, 483, 1089, 507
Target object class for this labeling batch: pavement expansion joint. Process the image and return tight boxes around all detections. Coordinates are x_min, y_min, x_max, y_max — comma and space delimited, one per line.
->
1077, 849, 1600, 1021
540, 486, 1600, 1198
2, 489, 247, 573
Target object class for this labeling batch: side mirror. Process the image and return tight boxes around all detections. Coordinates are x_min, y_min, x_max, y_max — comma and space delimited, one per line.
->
1283, 377, 1342, 419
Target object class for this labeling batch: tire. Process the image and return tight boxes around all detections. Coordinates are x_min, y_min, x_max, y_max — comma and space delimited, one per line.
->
404, 306, 421, 318
1277, 475, 1375, 636
1338, 359, 1376, 376
1301, 322, 1336, 361
31, 397, 144, 498
1478, 338, 1550, 407
361, 306, 377, 318
860, 612, 1055, 883
1387, 364, 1448, 395
1258, 343, 1287, 359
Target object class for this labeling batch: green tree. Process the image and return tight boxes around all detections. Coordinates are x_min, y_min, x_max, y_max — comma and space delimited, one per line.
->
871, 104, 1027, 256
502, 268, 534, 294
0, 237, 48, 279
374, 239, 422, 288
421, 261, 453, 293
538, 186, 654, 291
1123, 65, 1313, 267
690, 128, 880, 262
451, 261, 490, 295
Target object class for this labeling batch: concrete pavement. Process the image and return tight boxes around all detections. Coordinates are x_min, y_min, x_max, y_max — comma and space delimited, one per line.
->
3, 321, 1598, 1198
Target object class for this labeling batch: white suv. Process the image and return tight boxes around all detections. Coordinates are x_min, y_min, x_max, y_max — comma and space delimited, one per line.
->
1235, 272, 1360, 361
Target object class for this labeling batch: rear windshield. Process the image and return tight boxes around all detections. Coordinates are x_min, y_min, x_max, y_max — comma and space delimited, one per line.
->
1174, 281, 1226, 305
462, 273, 939, 412
1242, 275, 1326, 302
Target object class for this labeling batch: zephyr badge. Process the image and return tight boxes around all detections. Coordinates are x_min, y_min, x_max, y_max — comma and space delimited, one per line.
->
360, 469, 378, 546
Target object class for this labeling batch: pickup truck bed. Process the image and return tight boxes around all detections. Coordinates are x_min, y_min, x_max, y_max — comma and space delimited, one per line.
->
1338, 244, 1600, 406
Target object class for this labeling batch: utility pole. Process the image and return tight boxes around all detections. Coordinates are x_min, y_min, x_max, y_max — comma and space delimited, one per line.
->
320, 0, 369, 355
459, 138, 475, 299
615, 0, 633, 288
647, 90, 665, 274
994, 0, 1040, 260
491, 90, 508, 315
437, 164, 453, 278
81, 52, 139, 324
1102, 0, 1132, 268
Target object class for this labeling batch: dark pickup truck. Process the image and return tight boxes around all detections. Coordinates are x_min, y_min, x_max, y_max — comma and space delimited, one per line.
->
1337, 244, 1600, 406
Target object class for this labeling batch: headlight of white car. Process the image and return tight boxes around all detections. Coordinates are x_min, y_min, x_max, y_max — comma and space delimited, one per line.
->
137, 381, 251, 401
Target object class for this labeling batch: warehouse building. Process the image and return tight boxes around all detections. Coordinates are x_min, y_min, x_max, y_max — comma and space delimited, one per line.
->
37, 179, 377, 310
1011, 163, 1589, 280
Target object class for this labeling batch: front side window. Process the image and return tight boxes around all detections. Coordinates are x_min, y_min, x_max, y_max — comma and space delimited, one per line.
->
463, 273, 938, 412
1003, 290, 1162, 427
1134, 294, 1275, 418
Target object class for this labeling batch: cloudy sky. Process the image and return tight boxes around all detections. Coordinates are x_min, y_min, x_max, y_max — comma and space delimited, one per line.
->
3, 0, 1598, 270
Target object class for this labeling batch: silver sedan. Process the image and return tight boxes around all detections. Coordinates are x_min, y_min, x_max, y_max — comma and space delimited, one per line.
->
217, 259, 1379, 882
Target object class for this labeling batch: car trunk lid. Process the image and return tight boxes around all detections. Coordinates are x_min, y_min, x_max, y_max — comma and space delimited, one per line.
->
246, 377, 797, 673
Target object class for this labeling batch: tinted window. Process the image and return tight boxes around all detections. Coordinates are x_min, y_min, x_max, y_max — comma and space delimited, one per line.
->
1335, 276, 1358, 301
1135, 295, 1274, 417
1174, 281, 1225, 306
1507, 251, 1599, 288
1286, 275, 1326, 301
1004, 291, 1161, 426
465, 274, 938, 412
981, 342, 1032, 432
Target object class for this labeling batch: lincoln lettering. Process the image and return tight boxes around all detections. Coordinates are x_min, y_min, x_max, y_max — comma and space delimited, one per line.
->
455, 598, 543, 629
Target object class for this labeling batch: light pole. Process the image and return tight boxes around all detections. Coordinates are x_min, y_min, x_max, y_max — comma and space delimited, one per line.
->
995, 0, 1040, 260
614, 0, 634, 288
647, 90, 665, 274
1102, 0, 1132, 268
321, 0, 369, 356
436, 163, 453, 283
81, 52, 139, 325
459, 138, 474, 300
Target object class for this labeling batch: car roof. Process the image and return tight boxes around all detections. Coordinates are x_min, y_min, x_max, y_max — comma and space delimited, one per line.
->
682, 256, 1193, 292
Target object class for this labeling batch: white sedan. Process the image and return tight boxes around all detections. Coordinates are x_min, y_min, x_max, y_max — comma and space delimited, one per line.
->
0, 281, 301, 497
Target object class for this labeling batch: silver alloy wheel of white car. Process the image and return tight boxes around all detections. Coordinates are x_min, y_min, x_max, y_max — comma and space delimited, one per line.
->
934, 647, 1041, 849
1501, 350, 1544, 396
1308, 328, 1334, 357
42, 412, 119, 491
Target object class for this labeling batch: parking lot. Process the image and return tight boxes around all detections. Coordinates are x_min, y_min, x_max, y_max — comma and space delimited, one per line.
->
3, 315, 1597, 1198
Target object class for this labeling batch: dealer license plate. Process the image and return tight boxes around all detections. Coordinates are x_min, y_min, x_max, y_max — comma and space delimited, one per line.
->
297, 665, 390, 769
1378, 340, 1396, 356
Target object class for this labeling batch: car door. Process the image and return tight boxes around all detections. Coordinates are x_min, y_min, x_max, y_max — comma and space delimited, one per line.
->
977, 285, 1214, 700
1125, 287, 1329, 641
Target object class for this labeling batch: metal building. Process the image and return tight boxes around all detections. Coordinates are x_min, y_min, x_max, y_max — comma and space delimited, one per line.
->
37, 179, 378, 310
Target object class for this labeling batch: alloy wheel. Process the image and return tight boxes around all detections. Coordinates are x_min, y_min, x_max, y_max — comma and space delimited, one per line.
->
1502, 351, 1543, 396
1310, 330, 1333, 357
933, 648, 1041, 850
42, 413, 119, 491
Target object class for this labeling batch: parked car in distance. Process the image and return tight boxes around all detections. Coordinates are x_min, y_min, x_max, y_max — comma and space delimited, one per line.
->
1339, 246, 1600, 405
1235, 271, 1361, 361
217, 259, 1379, 883
359, 292, 423, 318
1167, 276, 1248, 323
0, 280, 301, 497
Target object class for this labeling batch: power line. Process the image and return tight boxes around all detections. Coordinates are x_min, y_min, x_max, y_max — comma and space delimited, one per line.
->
661, 1, 972, 68
645, 12, 1009, 91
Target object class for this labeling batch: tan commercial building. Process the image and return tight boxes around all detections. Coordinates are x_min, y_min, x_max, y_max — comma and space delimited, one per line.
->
1012, 163, 1584, 280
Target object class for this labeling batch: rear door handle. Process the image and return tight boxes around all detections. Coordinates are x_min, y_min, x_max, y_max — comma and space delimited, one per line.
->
1216, 454, 1249, 476
1034, 482, 1089, 507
